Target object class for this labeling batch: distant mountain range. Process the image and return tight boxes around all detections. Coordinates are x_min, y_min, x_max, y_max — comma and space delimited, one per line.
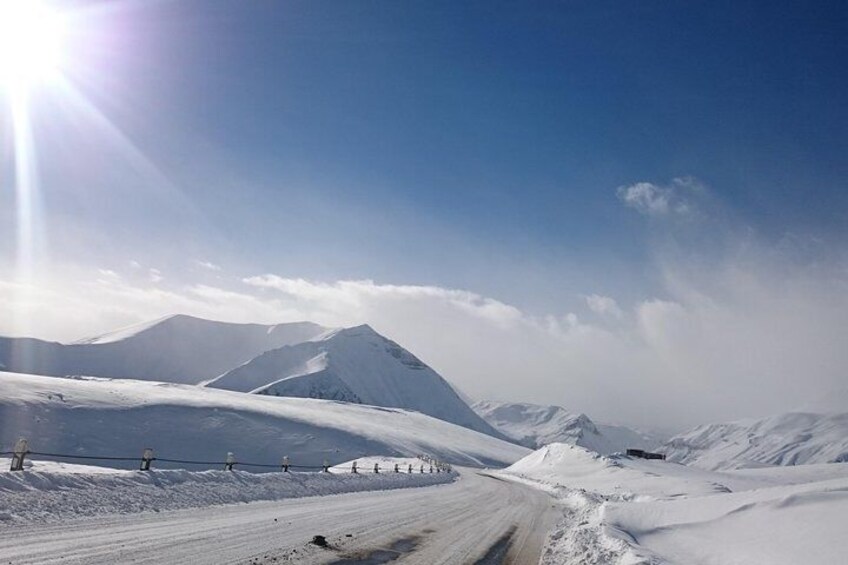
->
664, 411, 848, 470
473, 400, 659, 454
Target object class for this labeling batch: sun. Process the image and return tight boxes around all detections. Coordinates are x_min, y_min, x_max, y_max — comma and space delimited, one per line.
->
0, 0, 66, 90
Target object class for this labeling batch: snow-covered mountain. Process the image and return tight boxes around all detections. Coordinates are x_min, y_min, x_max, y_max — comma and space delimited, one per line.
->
1, 316, 504, 438
473, 400, 658, 454
0, 371, 528, 468
664, 411, 848, 470
207, 325, 502, 437
0, 315, 328, 385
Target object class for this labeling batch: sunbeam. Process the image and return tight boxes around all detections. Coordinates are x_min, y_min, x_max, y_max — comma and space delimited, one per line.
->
7, 85, 45, 340
1, 0, 193, 337
53, 74, 193, 207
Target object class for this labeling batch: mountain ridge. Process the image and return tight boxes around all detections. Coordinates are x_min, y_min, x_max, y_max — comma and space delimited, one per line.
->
0, 314, 329, 385
664, 410, 848, 470
473, 400, 659, 454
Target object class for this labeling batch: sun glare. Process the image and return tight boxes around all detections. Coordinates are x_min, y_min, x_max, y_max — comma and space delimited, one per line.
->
0, 0, 65, 90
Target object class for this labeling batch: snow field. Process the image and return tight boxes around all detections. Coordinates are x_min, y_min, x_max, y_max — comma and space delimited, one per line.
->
498, 443, 848, 564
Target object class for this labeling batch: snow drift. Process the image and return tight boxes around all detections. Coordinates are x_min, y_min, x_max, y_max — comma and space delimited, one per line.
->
498, 443, 848, 565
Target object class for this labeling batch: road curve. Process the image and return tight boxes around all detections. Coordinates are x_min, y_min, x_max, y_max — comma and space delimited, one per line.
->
0, 469, 558, 564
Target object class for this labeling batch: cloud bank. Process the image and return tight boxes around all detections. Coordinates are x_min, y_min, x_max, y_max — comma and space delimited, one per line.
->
2, 252, 846, 431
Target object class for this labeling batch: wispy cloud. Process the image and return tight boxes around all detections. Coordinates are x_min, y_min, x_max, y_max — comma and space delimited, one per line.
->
584, 294, 624, 319
617, 177, 703, 217
193, 259, 222, 271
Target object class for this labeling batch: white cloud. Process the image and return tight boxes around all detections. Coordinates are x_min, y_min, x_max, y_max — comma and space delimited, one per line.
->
617, 177, 702, 217
148, 268, 163, 283
585, 294, 623, 319
244, 276, 525, 329
193, 259, 222, 271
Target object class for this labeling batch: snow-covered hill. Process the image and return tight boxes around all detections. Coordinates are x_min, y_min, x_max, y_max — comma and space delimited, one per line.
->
473, 400, 658, 454
0, 371, 528, 468
0, 315, 328, 385
664, 411, 848, 470
207, 325, 502, 437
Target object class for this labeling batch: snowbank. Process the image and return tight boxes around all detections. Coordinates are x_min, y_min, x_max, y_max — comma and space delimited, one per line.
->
0, 462, 455, 526
499, 443, 848, 564
605, 476, 848, 565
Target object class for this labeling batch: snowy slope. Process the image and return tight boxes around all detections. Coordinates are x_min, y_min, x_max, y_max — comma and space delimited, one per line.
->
473, 400, 658, 454
0, 371, 528, 469
208, 325, 503, 437
499, 443, 848, 565
664, 411, 848, 470
0, 315, 328, 385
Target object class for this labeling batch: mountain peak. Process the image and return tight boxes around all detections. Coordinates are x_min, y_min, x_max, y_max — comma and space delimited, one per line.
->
206, 323, 503, 438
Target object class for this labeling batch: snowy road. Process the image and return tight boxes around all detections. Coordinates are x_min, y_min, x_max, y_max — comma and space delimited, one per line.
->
0, 469, 557, 564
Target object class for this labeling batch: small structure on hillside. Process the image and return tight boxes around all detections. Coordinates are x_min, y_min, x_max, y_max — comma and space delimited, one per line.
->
626, 448, 666, 460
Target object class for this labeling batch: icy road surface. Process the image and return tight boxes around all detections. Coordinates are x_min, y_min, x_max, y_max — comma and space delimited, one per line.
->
0, 469, 557, 564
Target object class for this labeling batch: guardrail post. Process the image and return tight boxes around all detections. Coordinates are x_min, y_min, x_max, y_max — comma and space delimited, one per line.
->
419, 464, 424, 473
429, 465, 433, 473
10, 438, 28, 472
282, 455, 289, 472
323, 459, 329, 473
394, 463, 399, 473
225, 452, 235, 471
408, 463, 412, 473
373, 462, 379, 474
351, 461, 358, 474
140, 447, 154, 471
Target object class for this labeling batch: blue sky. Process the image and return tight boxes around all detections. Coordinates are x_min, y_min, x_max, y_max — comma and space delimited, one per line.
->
7, 0, 846, 298
1, 1, 847, 427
